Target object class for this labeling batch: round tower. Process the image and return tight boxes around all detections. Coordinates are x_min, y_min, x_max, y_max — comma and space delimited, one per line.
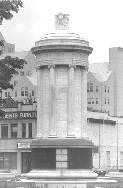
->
27, 14, 97, 179
33, 32, 92, 138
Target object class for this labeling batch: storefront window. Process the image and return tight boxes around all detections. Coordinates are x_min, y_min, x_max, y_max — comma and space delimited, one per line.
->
11, 124, 17, 138
0, 152, 17, 170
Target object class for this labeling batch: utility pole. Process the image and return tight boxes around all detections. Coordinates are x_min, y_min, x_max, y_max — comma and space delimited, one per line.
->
116, 120, 119, 170
99, 123, 101, 168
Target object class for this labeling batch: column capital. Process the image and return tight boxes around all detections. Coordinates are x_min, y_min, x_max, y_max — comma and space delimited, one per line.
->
48, 64, 55, 69
69, 64, 76, 68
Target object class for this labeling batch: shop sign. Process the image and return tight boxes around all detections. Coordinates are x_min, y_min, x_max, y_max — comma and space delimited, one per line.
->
34, 184, 87, 188
0, 111, 37, 120
18, 142, 31, 149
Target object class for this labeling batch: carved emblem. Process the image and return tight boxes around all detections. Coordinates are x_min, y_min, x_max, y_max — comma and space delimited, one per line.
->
55, 13, 69, 30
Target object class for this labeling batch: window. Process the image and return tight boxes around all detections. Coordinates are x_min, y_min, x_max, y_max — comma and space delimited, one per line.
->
105, 86, 107, 92
22, 123, 26, 138
8, 92, 10, 97
27, 70, 31, 76
21, 87, 28, 97
87, 82, 89, 92
108, 86, 110, 93
32, 90, 34, 96
0, 152, 17, 169
108, 98, 110, 104
20, 71, 24, 76
1, 125, 8, 138
105, 86, 110, 93
5, 92, 7, 98
105, 98, 106, 104
88, 100, 91, 104
90, 83, 93, 92
96, 86, 99, 92
88, 98, 95, 105
25, 87, 28, 97
87, 82, 93, 92
105, 98, 110, 105
15, 91, 17, 97
96, 98, 99, 104
21, 87, 24, 96
28, 123, 32, 138
14, 81, 17, 86
11, 124, 17, 138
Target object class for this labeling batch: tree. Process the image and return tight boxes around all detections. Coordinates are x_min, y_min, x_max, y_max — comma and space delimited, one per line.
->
0, 56, 26, 89
0, 0, 23, 25
0, 0, 25, 90
0, 0, 25, 117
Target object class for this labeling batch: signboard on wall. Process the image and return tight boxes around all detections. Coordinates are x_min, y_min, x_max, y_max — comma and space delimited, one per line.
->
0, 111, 37, 120
18, 142, 31, 149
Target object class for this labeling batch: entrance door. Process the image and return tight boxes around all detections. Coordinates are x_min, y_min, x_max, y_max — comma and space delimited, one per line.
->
21, 152, 31, 173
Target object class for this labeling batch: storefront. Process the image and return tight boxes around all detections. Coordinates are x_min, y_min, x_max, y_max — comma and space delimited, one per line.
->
0, 108, 37, 174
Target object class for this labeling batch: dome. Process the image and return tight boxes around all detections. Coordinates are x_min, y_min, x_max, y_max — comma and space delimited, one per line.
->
31, 32, 93, 55
35, 32, 89, 47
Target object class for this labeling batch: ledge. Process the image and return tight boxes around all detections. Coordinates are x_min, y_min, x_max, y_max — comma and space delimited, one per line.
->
25, 170, 98, 179
31, 138, 94, 148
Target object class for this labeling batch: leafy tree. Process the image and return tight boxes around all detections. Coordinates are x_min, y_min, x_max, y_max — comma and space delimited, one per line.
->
0, 56, 26, 89
0, 0, 25, 117
0, 0, 23, 25
0, 0, 25, 90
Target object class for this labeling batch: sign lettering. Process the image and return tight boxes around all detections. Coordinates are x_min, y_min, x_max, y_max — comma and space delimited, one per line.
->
0, 111, 37, 120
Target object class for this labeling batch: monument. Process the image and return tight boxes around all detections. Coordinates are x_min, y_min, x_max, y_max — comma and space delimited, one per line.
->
26, 13, 97, 180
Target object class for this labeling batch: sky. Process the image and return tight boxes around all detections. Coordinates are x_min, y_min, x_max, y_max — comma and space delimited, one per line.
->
1, 0, 123, 63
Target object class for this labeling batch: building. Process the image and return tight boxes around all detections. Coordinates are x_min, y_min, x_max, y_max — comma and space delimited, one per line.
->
0, 99, 37, 174
0, 32, 15, 55
87, 47, 123, 117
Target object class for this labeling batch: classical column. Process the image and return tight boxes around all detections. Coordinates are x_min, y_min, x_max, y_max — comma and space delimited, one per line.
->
37, 67, 43, 137
49, 64, 56, 136
67, 64, 75, 136
81, 67, 87, 137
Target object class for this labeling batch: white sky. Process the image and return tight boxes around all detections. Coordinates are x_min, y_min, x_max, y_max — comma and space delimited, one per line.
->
1, 0, 123, 63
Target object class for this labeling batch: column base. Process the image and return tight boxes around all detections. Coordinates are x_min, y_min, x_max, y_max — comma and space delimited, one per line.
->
24, 169, 98, 179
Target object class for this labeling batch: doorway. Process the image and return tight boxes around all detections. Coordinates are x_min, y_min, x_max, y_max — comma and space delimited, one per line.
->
21, 152, 31, 173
